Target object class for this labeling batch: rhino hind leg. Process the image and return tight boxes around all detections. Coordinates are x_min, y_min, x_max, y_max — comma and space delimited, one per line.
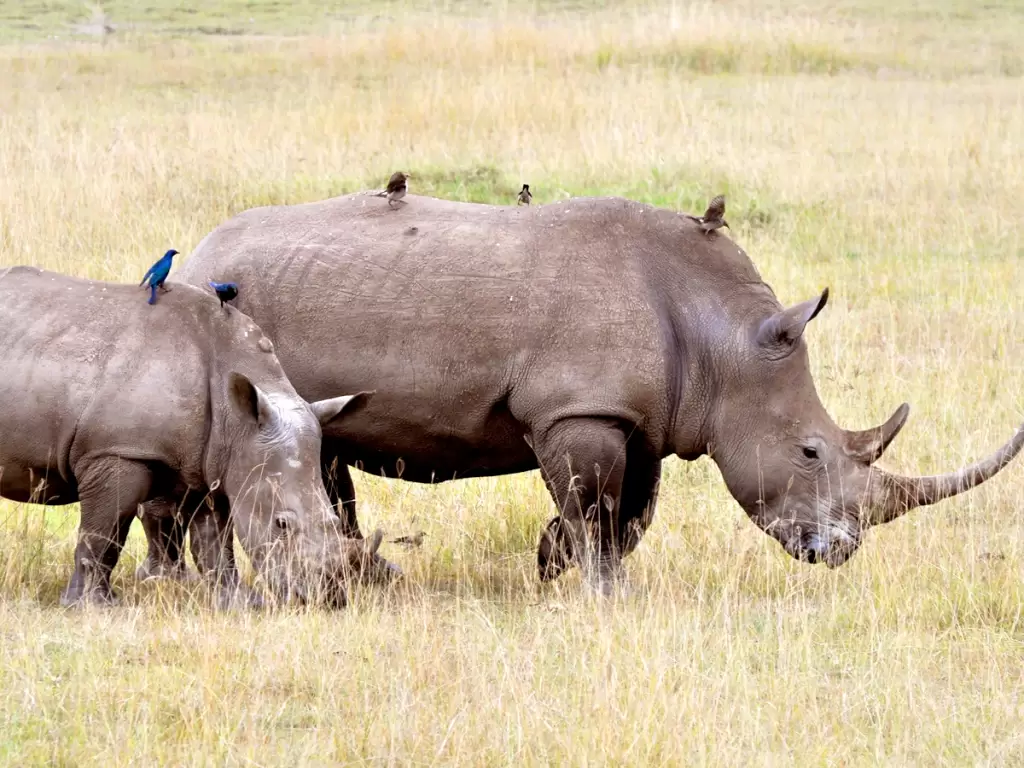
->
619, 453, 661, 559
61, 458, 153, 607
136, 497, 200, 583
537, 516, 573, 582
532, 418, 630, 596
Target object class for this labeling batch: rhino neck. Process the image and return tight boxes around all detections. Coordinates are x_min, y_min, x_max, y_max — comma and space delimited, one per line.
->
199, 312, 295, 490
654, 306, 714, 460
662, 281, 783, 462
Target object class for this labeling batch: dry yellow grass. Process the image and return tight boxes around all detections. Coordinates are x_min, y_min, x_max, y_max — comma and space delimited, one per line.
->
1, 1, 1023, 764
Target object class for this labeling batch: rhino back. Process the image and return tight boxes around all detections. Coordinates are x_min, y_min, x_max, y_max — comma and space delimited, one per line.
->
0, 268, 247, 491
176, 195, 776, 471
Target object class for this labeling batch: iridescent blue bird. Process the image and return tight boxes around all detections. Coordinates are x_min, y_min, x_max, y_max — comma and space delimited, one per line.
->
209, 281, 238, 309
139, 249, 178, 305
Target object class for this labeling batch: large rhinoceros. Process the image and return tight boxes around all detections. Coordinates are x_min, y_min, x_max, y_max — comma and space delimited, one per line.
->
159, 194, 1021, 594
0, 266, 388, 607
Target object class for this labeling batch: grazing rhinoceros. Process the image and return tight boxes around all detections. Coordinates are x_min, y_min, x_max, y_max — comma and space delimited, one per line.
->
0, 266, 388, 607
156, 194, 1021, 594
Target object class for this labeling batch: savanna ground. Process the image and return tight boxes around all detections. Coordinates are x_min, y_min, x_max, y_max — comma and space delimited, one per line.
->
0, 0, 1022, 763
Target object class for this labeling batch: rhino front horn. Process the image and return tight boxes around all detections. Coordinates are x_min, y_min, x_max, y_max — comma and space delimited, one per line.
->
867, 421, 1024, 525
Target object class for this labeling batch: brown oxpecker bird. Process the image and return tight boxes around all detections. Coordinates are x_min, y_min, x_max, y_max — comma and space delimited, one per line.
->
377, 171, 410, 208
697, 194, 729, 234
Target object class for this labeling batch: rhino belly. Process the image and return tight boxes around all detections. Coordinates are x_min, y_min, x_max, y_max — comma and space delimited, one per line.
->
318, 390, 539, 483
0, 460, 76, 505
0, 373, 78, 504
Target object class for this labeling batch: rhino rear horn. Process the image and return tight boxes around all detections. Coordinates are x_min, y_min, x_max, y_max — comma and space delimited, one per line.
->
844, 403, 910, 464
755, 287, 829, 356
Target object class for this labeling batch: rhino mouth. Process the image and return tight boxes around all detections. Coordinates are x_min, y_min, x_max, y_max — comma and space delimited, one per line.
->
770, 511, 860, 568
274, 577, 349, 609
250, 526, 394, 608
262, 569, 349, 609
784, 534, 858, 568
252, 548, 351, 610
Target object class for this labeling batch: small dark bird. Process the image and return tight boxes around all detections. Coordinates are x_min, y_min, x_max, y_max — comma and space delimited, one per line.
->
209, 281, 238, 308
376, 171, 409, 207
517, 183, 532, 206
139, 249, 178, 305
390, 531, 426, 548
697, 195, 729, 235
979, 551, 1006, 562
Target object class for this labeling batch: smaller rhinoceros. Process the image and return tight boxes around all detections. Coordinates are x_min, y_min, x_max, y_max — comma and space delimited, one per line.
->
0, 266, 387, 608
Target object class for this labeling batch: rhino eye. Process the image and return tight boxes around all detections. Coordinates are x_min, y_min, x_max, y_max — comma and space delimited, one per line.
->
802, 446, 819, 460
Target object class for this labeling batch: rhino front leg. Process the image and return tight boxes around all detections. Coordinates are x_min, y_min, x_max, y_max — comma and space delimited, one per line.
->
321, 442, 361, 538
136, 495, 200, 582
188, 496, 264, 610
61, 458, 152, 607
538, 442, 660, 585
532, 418, 628, 596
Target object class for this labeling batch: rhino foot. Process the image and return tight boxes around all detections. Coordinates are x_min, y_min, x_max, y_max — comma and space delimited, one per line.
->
61, 558, 121, 607
582, 573, 630, 600
135, 558, 199, 584
581, 554, 629, 600
213, 582, 265, 612
59, 585, 119, 608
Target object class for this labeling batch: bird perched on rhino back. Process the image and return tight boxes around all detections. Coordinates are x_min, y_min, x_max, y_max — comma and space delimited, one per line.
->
209, 281, 238, 309
696, 194, 729, 235
517, 184, 532, 206
139, 249, 178, 305
376, 171, 409, 208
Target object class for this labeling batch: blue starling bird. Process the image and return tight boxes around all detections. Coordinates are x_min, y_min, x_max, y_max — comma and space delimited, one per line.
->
209, 281, 238, 308
140, 249, 178, 305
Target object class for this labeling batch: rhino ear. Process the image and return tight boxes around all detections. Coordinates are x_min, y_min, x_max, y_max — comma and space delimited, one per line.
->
755, 287, 829, 355
227, 372, 276, 429
309, 391, 375, 427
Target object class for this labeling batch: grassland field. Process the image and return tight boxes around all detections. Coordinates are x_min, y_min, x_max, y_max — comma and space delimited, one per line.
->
0, 0, 1022, 764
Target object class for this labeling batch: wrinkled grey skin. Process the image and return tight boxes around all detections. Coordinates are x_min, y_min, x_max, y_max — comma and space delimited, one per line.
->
0, 266, 389, 608
157, 194, 1021, 594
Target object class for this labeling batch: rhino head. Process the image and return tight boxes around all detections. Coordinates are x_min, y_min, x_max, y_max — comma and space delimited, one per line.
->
709, 287, 1023, 567
216, 374, 393, 606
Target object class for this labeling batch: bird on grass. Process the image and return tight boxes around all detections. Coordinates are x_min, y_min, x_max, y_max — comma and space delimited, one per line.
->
696, 194, 730, 235
390, 531, 426, 548
376, 171, 410, 208
517, 183, 532, 206
140, 249, 178, 305
209, 281, 238, 309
